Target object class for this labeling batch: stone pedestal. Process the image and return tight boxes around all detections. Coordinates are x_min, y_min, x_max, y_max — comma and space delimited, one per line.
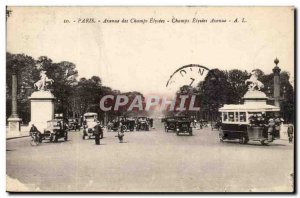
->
243, 90, 268, 105
7, 117, 22, 133
29, 91, 55, 132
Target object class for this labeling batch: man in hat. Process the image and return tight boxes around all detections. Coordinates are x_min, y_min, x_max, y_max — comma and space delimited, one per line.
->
287, 124, 294, 143
116, 122, 125, 143
94, 122, 102, 145
267, 118, 275, 142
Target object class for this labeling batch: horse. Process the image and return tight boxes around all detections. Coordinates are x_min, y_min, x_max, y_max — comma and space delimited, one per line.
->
34, 72, 54, 91
245, 71, 264, 91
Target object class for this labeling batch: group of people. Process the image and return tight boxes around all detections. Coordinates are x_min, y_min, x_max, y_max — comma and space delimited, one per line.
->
249, 113, 294, 143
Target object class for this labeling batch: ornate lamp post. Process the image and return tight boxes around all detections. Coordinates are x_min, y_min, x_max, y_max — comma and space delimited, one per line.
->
273, 58, 281, 107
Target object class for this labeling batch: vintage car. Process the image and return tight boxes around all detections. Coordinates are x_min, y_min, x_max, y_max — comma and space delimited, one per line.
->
163, 117, 177, 132
175, 117, 193, 136
42, 119, 68, 142
219, 103, 280, 145
109, 120, 121, 132
109, 117, 136, 132
136, 117, 150, 131
68, 118, 80, 131
82, 112, 103, 139
121, 117, 135, 131
122, 118, 135, 131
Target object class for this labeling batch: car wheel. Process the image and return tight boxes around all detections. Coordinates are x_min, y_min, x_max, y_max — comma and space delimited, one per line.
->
64, 133, 68, 141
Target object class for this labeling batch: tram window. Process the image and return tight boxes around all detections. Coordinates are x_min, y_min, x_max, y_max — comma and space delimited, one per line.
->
235, 112, 239, 122
240, 112, 246, 122
228, 112, 234, 122
223, 112, 228, 122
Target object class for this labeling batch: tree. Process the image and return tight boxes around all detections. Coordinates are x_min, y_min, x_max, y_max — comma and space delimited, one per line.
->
225, 69, 249, 104
36, 57, 79, 117
6, 52, 38, 123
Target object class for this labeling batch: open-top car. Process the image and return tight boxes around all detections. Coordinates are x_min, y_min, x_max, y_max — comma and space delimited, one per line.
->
136, 117, 150, 131
42, 119, 68, 142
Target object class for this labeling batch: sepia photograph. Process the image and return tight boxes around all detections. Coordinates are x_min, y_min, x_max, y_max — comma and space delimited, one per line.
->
5, 6, 295, 192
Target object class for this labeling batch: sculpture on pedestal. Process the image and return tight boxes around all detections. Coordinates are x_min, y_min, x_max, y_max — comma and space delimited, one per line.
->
34, 71, 54, 91
245, 70, 264, 91
29, 70, 55, 132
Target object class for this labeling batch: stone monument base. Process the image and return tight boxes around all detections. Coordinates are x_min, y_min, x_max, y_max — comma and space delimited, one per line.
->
29, 90, 55, 132
7, 117, 22, 136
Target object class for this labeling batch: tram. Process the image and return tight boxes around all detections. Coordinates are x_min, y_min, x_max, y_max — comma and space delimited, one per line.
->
219, 103, 280, 145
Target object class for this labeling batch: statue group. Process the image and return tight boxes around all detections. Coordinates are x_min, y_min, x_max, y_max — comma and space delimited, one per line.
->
245, 70, 264, 91
34, 71, 54, 91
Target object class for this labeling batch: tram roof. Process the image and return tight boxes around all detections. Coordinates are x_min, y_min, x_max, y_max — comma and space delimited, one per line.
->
219, 104, 280, 112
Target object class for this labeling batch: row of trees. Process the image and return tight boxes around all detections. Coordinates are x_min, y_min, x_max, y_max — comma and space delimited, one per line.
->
172, 68, 294, 123
6, 52, 295, 124
6, 52, 148, 124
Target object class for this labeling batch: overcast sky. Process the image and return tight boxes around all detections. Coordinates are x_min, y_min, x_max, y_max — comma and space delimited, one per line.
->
7, 7, 294, 96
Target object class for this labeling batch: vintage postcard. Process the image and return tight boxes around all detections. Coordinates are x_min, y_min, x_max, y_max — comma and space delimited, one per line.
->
6, 6, 295, 192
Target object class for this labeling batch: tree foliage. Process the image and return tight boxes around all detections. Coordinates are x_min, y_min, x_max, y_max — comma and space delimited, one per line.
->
173, 68, 294, 123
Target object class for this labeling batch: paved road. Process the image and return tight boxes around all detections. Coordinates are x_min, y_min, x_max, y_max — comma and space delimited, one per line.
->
6, 120, 294, 192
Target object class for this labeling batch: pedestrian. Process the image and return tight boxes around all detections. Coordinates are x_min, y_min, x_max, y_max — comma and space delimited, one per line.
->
82, 119, 87, 140
193, 119, 197, 128
199, 119, 203, 129
94, 124, 102, 145
267, 118, 275, 142
274, 116, 282, 138
116, 123, 125, 143
29, 124, 38, 134
287, 124, 294, 143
